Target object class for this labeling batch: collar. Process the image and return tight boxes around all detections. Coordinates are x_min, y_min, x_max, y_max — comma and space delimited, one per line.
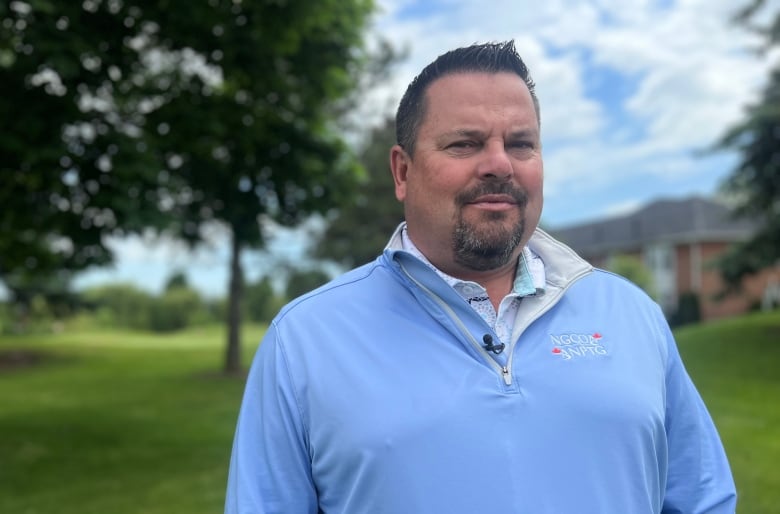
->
399, 224, 545, 300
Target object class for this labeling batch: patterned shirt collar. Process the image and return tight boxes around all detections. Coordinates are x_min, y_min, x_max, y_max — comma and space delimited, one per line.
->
400, 226, 545, 301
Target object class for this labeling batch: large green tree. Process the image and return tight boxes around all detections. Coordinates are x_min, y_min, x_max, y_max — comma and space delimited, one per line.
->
134, 1, 378, 374
717, 0, 780, 288
2, 1, 381, 373
1, 1, 165, 306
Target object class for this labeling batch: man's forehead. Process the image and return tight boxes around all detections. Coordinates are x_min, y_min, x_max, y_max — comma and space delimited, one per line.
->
419, 72, 538, 128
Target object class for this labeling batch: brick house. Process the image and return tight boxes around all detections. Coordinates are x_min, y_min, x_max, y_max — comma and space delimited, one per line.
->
550, 196, 779, 321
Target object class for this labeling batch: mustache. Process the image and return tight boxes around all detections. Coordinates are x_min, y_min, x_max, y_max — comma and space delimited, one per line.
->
455, 182, 528, 207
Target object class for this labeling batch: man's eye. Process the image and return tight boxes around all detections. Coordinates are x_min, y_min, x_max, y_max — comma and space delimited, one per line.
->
448, 141, 476, 149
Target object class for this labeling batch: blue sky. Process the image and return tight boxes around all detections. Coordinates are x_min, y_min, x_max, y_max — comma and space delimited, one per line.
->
75, 0, 780, 298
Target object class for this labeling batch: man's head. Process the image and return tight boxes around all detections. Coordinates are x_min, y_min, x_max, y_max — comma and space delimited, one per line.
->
396, 40, 540, 157
390, 41, 543, 278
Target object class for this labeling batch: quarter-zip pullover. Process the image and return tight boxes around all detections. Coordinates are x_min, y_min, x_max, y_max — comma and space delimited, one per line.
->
225, 225, 736, 514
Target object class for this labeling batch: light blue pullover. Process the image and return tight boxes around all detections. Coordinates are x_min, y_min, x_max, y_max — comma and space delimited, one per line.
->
225, 226, 736, 513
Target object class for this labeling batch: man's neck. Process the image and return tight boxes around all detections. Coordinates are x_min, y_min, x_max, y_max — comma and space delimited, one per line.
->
445, 260, 519, 312
401, 227, 521, 311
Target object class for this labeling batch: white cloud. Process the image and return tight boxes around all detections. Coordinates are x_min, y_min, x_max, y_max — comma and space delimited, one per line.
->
368, 0, 776, 214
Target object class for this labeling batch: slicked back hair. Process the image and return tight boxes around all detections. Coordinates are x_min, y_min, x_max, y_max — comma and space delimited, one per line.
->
395, 40, 540, 157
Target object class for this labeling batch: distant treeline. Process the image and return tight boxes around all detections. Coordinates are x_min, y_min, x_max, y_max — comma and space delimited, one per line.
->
1, 268, 331, 335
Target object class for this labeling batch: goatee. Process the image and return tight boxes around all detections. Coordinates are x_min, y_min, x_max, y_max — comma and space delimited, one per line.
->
452, 182, 527, 271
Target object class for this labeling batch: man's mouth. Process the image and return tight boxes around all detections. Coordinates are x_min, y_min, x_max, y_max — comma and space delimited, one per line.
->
456, 184, 527, 210
467, 194, 520, 211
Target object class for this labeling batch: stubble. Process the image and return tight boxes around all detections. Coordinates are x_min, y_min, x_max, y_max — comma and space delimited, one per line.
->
452, 182, 527, 271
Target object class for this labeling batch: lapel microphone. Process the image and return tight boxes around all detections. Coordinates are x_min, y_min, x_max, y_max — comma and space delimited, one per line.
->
482, 334, 505, 355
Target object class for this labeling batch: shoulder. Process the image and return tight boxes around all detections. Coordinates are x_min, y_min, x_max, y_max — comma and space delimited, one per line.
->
579, 267, 658, 302
274, 256, 400, 323
565, 267, 670, 338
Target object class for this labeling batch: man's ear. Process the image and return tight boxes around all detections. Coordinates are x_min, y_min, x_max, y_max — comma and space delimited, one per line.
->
390, 144, 411, 202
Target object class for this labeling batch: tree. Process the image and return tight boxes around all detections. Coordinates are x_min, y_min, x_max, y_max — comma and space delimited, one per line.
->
284, 268, 331, 300
313, 116, 405, 268
138, 0, 378, 374
164, 270, 189, 291
716, 0, 780, 289
244, 276, 280, 324
0, 1, 168, 308
2, 1, 382, 373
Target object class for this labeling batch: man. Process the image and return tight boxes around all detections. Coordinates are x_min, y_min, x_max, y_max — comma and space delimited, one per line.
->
225, 41, 736, 513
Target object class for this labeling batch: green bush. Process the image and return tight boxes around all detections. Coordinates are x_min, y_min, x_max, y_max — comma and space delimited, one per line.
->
148, 288, 207, 332
0, 295, 56, 334
244, 277, 285, 323
670, 292, 701, 327
606, 254, 656, 298
81, 283, 154, 330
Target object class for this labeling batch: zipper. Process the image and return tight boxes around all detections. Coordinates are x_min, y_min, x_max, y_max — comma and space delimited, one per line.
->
398, 259, 592, 388
501, 366, 511, 385
502, 266, 594, 384
398, 262, 512, 385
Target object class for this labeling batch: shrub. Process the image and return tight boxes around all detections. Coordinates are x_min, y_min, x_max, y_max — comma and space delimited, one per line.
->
148, 288, 207, 332
670, 292, 701, 327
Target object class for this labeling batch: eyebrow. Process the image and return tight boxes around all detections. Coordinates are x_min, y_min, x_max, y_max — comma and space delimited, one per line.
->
438, 128, 539, 141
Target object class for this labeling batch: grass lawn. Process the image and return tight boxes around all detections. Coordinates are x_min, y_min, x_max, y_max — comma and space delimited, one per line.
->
675, 309, 780, 514
0, 311, 778, 513
0, 324, 264, 514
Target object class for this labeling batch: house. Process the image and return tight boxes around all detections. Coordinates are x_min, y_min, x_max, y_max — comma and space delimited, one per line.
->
550, 196, 777, 321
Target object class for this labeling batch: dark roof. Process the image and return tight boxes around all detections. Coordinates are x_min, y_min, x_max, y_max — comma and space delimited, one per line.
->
549, 196, 758, 257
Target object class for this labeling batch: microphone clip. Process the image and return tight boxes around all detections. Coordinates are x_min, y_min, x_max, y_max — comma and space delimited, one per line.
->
482, 334, 505, 355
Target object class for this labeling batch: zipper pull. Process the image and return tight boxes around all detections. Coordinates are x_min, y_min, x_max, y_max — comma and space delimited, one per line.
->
502, 366, 512, 385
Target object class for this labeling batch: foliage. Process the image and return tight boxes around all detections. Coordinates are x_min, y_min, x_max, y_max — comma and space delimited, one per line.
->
669, 291, 702, 327
314, 116, 405, 268
244, 276, 282, 323
81, 283, 156, 330
148, 287, 207, 332
134, 0, 381, 373
0, 1, 172, 299
606, 254, 656, 298
716, 1, 780, 288
0, 296, 56, 335
1, 0, 384, 372
164, 270, 189, 291
284, 268, 331, 300
80, 282, 214, 332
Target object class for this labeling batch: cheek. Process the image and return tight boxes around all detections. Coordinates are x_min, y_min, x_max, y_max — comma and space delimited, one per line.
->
519, 162, 544, 195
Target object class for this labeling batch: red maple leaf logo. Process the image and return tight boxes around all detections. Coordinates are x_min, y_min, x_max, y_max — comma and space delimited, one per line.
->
552, 347, 562, 354
593, 333, 602, 339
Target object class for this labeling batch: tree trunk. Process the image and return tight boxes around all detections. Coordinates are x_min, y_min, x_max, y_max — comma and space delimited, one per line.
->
225, 229, 243, 375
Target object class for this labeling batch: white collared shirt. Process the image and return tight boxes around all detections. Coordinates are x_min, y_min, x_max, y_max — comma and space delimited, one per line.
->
401, 227, 545, 345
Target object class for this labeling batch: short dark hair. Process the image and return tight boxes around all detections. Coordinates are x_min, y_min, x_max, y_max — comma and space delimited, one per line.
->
395, 40, 539, 156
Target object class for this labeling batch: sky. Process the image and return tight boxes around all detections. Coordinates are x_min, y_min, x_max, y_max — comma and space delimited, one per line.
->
74, 0, 780, 298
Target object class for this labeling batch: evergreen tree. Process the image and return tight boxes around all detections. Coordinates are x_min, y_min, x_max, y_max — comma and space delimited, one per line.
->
717, 1, 780, 288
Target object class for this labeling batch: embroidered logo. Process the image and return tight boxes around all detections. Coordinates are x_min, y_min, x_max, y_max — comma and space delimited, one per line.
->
550, 332, 608, 360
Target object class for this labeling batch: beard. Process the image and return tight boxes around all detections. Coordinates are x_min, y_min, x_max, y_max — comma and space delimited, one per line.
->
452, 182, 528, 271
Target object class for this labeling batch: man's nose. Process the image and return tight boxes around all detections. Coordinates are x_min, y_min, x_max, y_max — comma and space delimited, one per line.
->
475, 141, 512, 179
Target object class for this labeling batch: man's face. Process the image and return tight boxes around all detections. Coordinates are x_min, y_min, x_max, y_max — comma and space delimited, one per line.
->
390, 71, 543, 275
